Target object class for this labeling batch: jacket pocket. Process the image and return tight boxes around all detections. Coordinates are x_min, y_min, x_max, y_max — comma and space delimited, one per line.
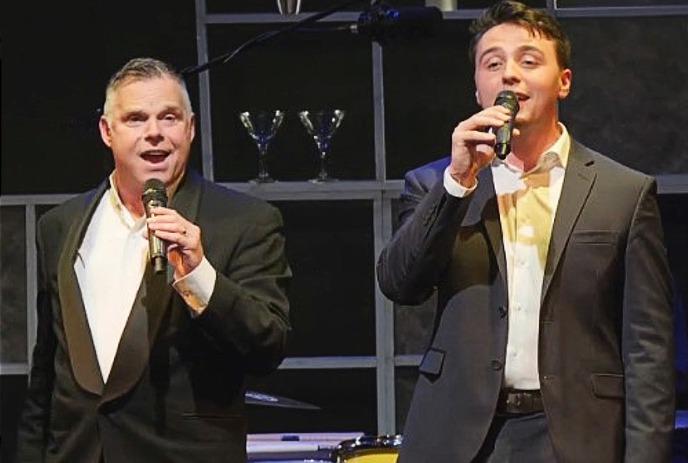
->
590, 373, 624, 399
571, 231, 619, 244
418, 347, 445, 377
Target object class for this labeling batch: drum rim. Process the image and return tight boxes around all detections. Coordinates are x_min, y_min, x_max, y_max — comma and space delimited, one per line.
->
331, 434, 403, 458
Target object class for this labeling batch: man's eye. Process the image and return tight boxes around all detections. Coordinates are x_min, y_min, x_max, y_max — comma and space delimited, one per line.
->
162, 114, 179, 123
522, 56, 539, 67
482, 56, 503, 70
126, 115, 146, 125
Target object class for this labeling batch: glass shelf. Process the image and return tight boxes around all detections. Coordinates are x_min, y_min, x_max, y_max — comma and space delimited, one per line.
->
221, 180, 404, 200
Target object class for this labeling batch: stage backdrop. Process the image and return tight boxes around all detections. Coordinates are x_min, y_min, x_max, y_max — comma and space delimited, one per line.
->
2, 1, 687, 461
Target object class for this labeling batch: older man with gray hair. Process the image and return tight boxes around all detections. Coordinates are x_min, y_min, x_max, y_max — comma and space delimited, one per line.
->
16, 57, 291, 462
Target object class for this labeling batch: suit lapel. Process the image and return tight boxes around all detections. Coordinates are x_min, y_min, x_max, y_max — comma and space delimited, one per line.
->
101, 262, 168, 403
57, 183, 108, 395
541, 141, 596, 305
101, 171, 203, 403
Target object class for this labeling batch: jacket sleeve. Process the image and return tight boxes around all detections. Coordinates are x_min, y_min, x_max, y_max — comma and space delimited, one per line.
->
16, 219, 56, 462
376, 168, 472, 306
192, 204, 291, 375
622, 178, 675, 462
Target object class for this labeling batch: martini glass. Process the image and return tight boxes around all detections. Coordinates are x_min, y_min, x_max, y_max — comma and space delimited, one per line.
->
239, 110, 285, 183
298, 109, 345, 183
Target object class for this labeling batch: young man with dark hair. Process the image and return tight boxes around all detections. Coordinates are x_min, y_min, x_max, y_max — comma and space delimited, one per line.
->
377, 2, 674, 461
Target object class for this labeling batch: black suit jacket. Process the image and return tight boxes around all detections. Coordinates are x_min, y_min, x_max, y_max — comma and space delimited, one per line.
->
16, 171, 291, 462
377, 141, 675, 462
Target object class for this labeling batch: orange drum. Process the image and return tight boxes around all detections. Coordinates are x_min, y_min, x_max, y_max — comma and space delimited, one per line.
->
331, 435, 402, 463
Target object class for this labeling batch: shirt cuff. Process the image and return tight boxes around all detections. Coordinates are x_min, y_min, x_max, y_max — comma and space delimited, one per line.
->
172, 256, 217, 316
443, 167, 478, 198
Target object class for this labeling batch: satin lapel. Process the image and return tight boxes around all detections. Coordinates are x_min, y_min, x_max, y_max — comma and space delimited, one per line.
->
101, 263, 167, 403
101, 172, 203, 403
57, 182, 108, 395
541, 141, 596, 305
463, 168, 507, 291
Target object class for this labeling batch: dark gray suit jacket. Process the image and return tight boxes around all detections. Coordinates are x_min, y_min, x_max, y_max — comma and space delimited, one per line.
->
16, 171, 291, 462
377, 141, 674, 462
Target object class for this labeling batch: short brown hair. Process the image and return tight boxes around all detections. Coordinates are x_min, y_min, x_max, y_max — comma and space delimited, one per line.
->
469, 1, 571, 69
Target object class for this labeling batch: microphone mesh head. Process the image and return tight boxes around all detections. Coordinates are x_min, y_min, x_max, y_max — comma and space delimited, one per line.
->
142, 178, 167, 204
495, 90, 519, 114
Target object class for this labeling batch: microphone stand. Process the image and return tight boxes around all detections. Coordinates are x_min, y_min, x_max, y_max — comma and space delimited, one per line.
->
182, 0, 370, 76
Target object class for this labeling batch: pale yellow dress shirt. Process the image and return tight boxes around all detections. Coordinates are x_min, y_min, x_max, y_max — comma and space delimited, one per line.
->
444, 124, 571, 389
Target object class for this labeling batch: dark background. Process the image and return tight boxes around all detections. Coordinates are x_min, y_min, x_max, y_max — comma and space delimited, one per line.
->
2, 0, 687, 460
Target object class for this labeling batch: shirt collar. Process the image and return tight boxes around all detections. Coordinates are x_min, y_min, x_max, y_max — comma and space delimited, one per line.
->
492, 123, 571, 176
107, 173, 145, 231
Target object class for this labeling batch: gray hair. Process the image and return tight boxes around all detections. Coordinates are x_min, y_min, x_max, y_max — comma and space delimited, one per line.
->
102, 57, 192, 119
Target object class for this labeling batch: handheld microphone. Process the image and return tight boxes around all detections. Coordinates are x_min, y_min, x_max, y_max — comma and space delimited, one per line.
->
351, 4, 442, 42
493, 90, 520, 160
142, 179, 168, 274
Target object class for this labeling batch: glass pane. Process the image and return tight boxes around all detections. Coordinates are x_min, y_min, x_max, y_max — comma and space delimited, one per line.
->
274, 201, 376, 356
384, 20, 474, 179
246, 368, 377, 434
0, 207, 27, 363
560, 16, 688, 175
208, 24, 374, 182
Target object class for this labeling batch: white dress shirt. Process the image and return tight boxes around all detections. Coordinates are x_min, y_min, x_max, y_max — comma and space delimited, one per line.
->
74, 174, 216, 381
444, 124, 570, 389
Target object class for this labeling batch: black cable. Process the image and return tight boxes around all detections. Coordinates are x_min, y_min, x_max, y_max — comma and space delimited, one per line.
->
181, 0, 368, 76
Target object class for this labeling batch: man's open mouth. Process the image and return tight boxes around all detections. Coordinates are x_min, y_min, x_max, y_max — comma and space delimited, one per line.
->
141, 150, 170, 164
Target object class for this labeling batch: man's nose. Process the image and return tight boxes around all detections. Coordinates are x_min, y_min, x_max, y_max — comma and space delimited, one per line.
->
502, 59, 522, 85
144, 119, 164, 142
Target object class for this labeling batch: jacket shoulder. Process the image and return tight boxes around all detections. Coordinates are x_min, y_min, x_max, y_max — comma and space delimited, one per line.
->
572, 140, 654, 187
37, 188, 100, 236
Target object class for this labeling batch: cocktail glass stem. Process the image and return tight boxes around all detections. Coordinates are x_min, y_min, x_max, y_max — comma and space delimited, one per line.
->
256, 143, 273, 183
314, 140, 330, 182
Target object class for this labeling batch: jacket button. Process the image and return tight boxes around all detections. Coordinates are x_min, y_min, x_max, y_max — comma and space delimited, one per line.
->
491, 360, 503, 370
498, 305, 507, 318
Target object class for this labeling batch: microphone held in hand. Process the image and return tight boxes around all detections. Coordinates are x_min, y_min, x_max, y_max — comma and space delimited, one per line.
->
142, 179, 168, 274
493, 90, 520, 160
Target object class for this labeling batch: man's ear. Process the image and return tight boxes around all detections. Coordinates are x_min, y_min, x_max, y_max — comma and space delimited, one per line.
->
99, 116, 113, 148
189, 113, 196, 143
558, 68, 572, 100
